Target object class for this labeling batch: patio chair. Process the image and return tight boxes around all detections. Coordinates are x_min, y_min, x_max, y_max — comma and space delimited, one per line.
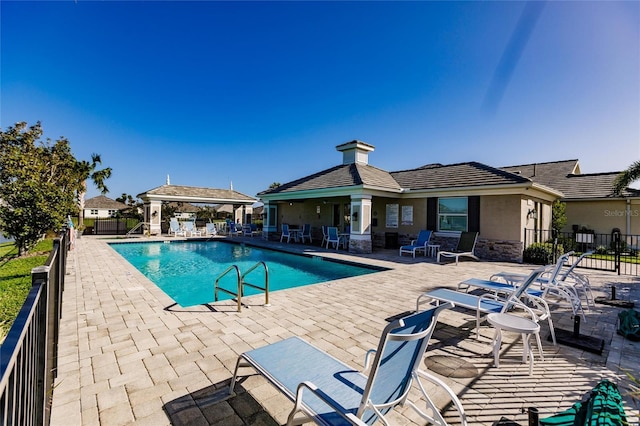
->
300, 224, 312, 244
417, 266, 548, 340
280, 224, 292, 243
205, 223, 218, 237
229, 222, 242, 237
437, 231, 479, 265
399, 230, 432, 258
227, 302, 467, 426
325, 226, 340, 249
556, 251, 595, 309
242, 224, 254, 237
183, 220, 201, 237
169, 218, 186, 237
488, 251, 586, 321
321, 225, 328, 247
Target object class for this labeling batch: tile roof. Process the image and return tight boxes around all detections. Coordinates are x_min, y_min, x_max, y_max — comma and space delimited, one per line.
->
558, 173, 640, 199
258, 155, 638, 200
138, 185, 256, 202
501, 160, 640, 199
391, 162, 530, 190
84, 195, 128, 210
258, 164, 401, 195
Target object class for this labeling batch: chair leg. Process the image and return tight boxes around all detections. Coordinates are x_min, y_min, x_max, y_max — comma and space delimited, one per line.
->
410, 369, 468, 426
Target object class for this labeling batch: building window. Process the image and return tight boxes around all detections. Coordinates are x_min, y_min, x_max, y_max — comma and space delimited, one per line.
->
90, 209, 98, 215
108, 210, 117, 217
438, 197, 468, 232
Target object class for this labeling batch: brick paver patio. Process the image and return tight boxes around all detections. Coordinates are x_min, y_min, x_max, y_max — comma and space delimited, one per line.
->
50, 235, 640, 425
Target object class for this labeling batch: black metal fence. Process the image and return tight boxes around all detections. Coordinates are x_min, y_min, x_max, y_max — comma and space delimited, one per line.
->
524, 228, 639, 276
0, 229, 68, 425
92, 218, 141, 235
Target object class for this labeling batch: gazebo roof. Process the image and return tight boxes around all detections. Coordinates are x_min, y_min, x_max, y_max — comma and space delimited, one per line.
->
137, 184, 256, 205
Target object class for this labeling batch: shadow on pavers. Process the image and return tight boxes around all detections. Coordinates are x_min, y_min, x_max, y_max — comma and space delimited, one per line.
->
163, 378, 279, 426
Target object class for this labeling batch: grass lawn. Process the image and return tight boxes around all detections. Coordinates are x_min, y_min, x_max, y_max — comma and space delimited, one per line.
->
0, 239, 53, 340
589, 253, 640, 265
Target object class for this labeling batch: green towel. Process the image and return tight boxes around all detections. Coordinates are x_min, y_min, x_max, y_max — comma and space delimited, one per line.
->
539, 380, 627, 426
617, 309, 640, 341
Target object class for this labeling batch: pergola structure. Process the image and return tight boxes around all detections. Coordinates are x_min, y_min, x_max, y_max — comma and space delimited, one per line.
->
136, 184, 257, 235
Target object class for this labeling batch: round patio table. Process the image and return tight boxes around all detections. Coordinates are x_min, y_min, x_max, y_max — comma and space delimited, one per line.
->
486, 313, 544, 376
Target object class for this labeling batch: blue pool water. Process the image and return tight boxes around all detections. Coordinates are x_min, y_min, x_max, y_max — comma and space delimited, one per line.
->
110, 240, 382, 307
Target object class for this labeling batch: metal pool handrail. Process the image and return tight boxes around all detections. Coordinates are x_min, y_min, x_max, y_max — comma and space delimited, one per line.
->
242, 261, 270, 307
214, 262, 270, 312
214, 265, 242, 312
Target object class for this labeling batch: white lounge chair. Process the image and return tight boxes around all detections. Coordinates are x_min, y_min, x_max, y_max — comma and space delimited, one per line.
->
205, 223, 218, 237
227, 303, 467, 426
418, 267, 548, 340
182, 221, 201, 237
169, 218, 186, 237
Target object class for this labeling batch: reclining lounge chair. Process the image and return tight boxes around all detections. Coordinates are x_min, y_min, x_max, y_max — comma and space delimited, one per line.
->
417, 266, 548, 341
227, 303, 467, 426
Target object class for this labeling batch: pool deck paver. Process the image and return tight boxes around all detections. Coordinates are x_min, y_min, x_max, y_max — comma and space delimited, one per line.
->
50, 235, 640, 425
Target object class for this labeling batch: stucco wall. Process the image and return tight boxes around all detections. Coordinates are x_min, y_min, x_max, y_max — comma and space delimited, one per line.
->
564, 199, 640, 235
480, 195, 522, 241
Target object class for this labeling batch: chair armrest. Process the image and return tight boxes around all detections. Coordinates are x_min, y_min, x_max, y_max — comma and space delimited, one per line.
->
363, 349, 376, 370
293, 381, 368, 426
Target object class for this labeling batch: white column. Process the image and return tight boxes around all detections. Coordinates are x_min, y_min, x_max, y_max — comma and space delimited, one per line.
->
148, 200, 162, 235
349, 195, 372, 253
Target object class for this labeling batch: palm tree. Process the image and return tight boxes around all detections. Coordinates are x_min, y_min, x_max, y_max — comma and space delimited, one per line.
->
77, 153, 112, 226
613, 161, 640, 195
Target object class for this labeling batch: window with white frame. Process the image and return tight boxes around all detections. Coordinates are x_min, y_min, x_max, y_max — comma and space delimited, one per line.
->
108, 210, 117, 217
90, 209, 98, 215
438, 197, 468, 232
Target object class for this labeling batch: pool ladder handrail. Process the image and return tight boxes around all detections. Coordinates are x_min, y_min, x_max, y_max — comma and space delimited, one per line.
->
126, 222, 150, 238
214, 261, 269, 312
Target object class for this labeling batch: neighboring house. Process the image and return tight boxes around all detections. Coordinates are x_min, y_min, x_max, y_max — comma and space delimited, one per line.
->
258, 141, 563, 261
164, 202, 199, 220
501, 160, 640, 237
83, 195, 128, 219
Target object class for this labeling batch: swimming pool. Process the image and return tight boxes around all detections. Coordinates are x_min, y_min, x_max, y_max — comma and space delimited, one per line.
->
109, 240, 383, 307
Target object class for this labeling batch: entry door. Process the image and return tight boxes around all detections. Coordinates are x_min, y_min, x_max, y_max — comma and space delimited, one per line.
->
333, 204, 340, 227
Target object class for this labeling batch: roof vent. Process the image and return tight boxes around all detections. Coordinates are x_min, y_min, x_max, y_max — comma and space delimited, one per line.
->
335, 140, 375, 165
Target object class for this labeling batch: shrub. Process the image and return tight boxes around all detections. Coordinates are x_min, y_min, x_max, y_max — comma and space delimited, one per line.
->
595, 245, 609, 255
523, 242, 564, 265
557, 235, 577, 253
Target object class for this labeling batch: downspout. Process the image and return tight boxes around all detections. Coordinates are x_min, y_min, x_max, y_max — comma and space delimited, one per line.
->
627, 199, 631, 235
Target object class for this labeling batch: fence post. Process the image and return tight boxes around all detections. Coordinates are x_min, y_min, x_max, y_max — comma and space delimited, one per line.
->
613, 230, 621, 275
31, 265, 52, 426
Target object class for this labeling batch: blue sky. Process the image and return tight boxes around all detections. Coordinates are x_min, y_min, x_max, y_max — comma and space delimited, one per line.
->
2, 1, 639, 201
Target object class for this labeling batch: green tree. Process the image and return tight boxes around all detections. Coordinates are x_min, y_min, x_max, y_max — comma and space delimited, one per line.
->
115, 193, 136, 206
269, 182, 281, 189
551, 199, 567, 235
613, 160, 640, 195
0, 122, 111, 254
77, 153, 112, 226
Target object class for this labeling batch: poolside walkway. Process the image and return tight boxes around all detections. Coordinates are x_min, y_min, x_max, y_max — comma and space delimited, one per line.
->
50, 235, 640, 425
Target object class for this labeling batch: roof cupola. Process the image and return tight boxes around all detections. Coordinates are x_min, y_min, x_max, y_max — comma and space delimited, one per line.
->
336, 140, 375, 165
